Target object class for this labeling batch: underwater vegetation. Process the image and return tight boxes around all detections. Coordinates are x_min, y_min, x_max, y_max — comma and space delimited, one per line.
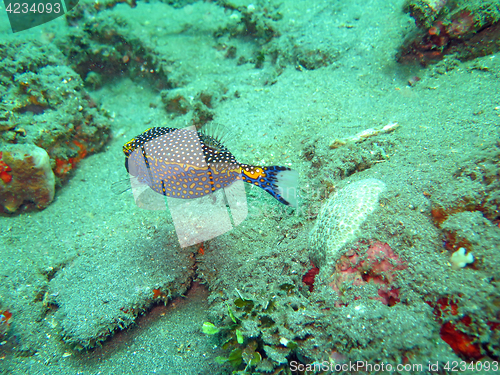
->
202, 297, 288, 374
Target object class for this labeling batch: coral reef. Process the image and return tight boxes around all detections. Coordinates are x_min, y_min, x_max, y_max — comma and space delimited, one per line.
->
1, 1, 498, 372
309, 178, 387, 264
424, 154, 500, 360
303, 137, 394, 188
302, 263, 319, 292
0, 144, 55, 213
398, 0, 500, 65
199, 222, 319, 373
427, 298, 485, 360
0, 151, 12, 183
330, 241, 407, 306
0, 39, 111, 212
406, 0, 449, 29
58, 11, 169, 90
160, 89, 216, 128
48, 230, 195, 350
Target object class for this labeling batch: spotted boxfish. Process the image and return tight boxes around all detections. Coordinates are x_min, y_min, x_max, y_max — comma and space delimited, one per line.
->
122, 127, 298, 206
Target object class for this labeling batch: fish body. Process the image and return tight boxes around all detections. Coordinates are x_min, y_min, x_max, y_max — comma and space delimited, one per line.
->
123, 127, 298, 206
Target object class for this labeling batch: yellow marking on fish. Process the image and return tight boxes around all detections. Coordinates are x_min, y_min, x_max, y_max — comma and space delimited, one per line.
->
243, 168, 264, 180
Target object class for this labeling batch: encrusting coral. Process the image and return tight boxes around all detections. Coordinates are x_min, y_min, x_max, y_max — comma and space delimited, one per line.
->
309, 178, 387, 263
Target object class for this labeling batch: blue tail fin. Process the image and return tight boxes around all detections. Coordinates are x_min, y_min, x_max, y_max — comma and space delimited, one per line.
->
241, 165, 298, 207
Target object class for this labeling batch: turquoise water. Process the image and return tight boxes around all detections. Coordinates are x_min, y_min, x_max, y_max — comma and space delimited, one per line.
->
1, 0, 499, 374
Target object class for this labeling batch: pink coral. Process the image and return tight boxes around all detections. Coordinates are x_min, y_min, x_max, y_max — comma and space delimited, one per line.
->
330, 241, 407, 306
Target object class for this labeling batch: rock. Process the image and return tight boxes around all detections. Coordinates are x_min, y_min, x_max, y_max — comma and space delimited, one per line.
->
0, 144, 55, 213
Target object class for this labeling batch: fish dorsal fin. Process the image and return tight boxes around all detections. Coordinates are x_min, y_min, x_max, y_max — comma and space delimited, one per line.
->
200, 123, 231, 150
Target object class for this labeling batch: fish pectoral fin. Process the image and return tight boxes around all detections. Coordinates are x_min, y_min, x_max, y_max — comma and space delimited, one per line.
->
111, 178, 132, 195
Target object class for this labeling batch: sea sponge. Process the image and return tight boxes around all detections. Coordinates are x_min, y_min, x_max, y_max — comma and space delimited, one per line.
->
309, 178, 386, 263
0, 144, 55, 212
450, 247, 474, 270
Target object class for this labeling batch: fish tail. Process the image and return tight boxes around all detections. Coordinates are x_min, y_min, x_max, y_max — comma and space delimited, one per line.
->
241, 165, 299, 207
